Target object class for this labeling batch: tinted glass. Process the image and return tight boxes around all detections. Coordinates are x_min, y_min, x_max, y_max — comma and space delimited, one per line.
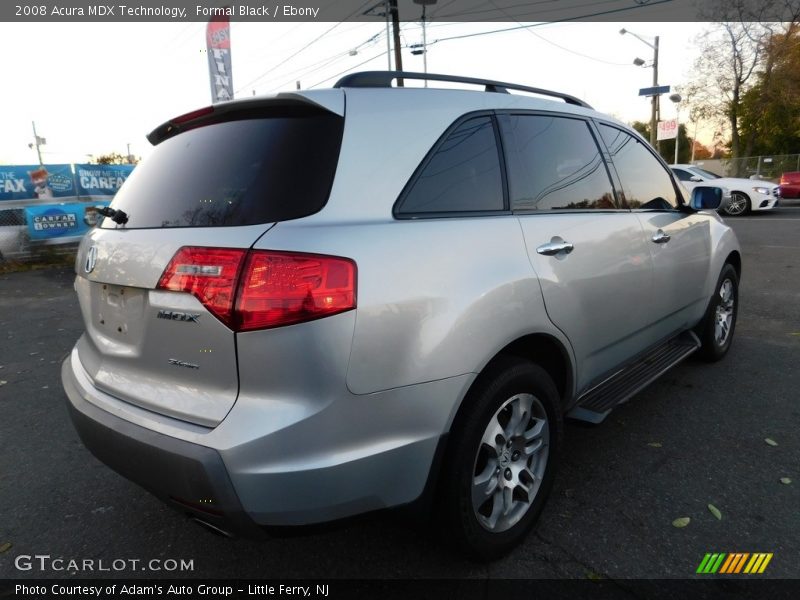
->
399, 116, 503, 214
502, 115, 616, 210
671, 168, 694, 182
599, 124, 678, 209
689, 167, 721, 179
102, 112, 343, 228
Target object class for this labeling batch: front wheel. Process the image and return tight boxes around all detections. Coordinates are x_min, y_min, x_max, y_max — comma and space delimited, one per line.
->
722, 192, 750, 216
440, 357, 562, 561
697, 263, 739, 361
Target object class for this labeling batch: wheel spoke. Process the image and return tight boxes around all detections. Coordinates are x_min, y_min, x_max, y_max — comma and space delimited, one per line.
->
524, 418, 545, 442
480, 417, 505, 454
502, 486, 514, 516
472, 459, 499, 510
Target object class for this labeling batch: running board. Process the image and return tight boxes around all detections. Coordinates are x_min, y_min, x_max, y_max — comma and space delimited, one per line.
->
567, 331, 701, 424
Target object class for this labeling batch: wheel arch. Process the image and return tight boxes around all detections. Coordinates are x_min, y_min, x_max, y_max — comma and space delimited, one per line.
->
449, 333, 574, 436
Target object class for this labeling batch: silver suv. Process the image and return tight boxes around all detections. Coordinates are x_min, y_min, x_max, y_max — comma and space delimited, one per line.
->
62, 72, 740, 560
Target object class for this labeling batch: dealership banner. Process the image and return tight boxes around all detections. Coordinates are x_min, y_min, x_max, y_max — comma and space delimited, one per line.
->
25, 202, 110, 241
0, 164, 77, 201
206, 13, 233, 102
73, 164, 134, 197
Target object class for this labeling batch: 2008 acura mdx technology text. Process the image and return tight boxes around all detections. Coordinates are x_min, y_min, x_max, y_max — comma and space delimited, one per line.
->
62, 71, 740, 560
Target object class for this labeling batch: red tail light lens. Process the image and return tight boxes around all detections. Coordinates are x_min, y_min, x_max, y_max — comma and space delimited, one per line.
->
237, 251, 357, 330
157, 247, 246, 327
157, 247, 356, 331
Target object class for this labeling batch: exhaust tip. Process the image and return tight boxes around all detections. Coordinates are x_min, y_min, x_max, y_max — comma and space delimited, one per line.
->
190, 517, 233, 538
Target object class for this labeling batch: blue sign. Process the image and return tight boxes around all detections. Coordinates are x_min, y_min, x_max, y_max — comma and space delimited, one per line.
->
25, 202, 109, 241
74, 164, 134, 197
638, 85, 671, 96
0, 164, 77, 201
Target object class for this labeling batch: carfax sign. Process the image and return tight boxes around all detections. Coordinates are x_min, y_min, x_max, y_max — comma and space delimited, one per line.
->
25, 202, 110, 241
0, 164, 76, 201
73, 164, 134, 196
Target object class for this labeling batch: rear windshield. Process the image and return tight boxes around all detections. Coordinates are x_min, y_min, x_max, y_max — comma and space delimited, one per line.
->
102, 110, 343, 228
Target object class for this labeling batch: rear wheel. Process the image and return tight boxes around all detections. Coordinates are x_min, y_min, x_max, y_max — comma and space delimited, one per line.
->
722, 192, 750, 216
697, 263, 739, 361
440, 357, 562, 561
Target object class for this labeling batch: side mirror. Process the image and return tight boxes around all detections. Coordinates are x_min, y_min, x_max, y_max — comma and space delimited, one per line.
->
690, 186, 726, 210
689, 176, 703, 182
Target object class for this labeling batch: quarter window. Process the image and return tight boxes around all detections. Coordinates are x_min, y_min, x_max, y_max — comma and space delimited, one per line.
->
599, 124, 679, 210
501, 115, 617, 211
397, 116, 504, 215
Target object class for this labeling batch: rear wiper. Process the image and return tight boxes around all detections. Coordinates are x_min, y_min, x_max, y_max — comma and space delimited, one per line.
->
97, 206, 129, 225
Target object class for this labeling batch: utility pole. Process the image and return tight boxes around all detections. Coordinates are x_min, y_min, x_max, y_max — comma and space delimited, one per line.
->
389, 0, 403, 85
30, 121, 44, 166
384, 1, 392, 70
653, 36, 660, 152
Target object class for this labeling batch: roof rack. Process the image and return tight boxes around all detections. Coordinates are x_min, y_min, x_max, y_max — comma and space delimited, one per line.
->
333, 71, 592, 109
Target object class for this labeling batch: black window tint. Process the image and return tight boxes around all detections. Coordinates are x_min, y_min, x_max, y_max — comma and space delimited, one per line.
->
599, 124, 678, 210
102, 111, 343, 228
672, 168, 693, 182
502, 115, 616, 210
399, 116, 503, 214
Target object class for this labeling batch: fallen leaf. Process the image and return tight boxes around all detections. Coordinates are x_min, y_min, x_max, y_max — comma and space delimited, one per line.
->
765, 438, 778, 447
0, 380, 6, 386
672, 517, 691, 528
780, 478, 792, 485
647, 442, 662, 448
708, 504, 722, 520
0, 542, 11, 553
586, 571, 605, 581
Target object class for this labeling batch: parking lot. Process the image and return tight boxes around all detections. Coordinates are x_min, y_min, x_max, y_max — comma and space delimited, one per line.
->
1, 208, 798, 581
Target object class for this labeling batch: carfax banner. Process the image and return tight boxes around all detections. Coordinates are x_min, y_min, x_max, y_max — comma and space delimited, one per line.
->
73, 164, 135, 197
0, 164, 77, 201
25, 202, 110, 241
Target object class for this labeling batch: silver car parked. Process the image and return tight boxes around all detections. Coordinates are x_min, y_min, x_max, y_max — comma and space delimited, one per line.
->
62, 72, 741, 560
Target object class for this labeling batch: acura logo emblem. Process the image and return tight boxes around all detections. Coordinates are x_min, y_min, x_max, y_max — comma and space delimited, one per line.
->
84, 246, 98, 273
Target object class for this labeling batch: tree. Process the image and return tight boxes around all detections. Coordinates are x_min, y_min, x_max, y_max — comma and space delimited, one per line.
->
685, 0, 800, 172
738, 26, 800, 155
92, 152, 138, 165
631, 121, 693, 164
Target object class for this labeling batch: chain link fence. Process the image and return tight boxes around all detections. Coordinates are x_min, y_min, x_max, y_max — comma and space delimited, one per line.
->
0, 206, 79, 270
692, 154, 800, 180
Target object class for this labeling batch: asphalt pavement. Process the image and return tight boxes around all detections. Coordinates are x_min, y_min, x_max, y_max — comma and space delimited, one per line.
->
1, 208, 798, 583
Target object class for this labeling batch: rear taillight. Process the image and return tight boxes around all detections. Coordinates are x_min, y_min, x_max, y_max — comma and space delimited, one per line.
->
157, 247, 246, 326
157, 247, 356, 331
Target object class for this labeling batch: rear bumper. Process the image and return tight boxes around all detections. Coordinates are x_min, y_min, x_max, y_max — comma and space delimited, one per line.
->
63, 357, 263, 538
62, 349, 469, 529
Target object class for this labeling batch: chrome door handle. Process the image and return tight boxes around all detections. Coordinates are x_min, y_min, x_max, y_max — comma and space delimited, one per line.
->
652, 230, 671, 244
536, 240, 574, 256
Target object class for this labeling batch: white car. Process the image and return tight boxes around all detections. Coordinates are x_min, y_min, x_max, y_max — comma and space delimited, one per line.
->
670, 164, 778, 216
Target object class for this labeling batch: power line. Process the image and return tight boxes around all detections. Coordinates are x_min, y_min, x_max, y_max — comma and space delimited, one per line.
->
485, 0, 629, 66
235, 0, 376, 94
309, 50, 389, 89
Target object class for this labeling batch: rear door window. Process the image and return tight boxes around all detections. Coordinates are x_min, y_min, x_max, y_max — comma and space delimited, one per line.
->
598, 124, 679, 210
396, 116, 504, 216
500, 114, 617, 211
102, 111, 343, 228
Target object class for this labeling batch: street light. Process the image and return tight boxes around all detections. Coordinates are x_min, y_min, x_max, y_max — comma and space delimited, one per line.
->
620, 28, 660, 148
669, 93, 682, 164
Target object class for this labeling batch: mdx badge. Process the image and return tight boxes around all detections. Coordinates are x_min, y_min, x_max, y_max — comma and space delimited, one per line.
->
84, 246, 98, 274
157, 310, 200, 323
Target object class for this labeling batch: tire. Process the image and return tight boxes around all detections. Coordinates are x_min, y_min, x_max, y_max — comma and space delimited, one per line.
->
439, 357, 562, 561
696, 263, 739, 361
722, 191, 750, 216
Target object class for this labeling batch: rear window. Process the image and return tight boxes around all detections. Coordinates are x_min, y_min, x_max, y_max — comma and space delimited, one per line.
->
102, 111, 343, 228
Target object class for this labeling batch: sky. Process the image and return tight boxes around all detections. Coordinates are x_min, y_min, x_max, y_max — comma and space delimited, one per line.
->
1, 19, 712, 165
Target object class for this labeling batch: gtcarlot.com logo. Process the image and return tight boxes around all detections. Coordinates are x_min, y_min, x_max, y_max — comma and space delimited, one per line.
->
696, 552, 773, 574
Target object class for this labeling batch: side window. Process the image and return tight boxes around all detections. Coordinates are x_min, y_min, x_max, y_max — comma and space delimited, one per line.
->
598, 124, 679, 210
397, 116, 504, 215
501, 114, 616, 211
672, 168, 694, 182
